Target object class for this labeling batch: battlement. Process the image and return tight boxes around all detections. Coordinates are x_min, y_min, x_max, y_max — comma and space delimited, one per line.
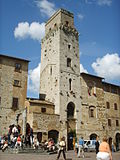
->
45, 8, 74, 34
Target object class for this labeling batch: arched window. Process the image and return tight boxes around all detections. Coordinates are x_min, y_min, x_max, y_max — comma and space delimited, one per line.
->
89, 106, 95, 118
67, 58, 71, 67
69, 78, 72, 90
67, 102, 75, 119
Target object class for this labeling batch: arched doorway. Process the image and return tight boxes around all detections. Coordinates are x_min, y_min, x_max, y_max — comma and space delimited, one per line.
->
90, 133, 97, 140
67, 102, 75, 150
48, 130, 59, 144
116, 133, 120, 151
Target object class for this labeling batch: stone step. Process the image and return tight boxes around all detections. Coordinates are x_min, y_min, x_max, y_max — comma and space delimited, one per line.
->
5, 147, 57, 155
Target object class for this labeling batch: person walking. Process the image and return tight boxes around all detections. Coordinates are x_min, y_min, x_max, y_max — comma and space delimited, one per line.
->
95, 136, 100, 154
56, 137, 66, 160
77, 137, 85, 158
96, 137, 112, 160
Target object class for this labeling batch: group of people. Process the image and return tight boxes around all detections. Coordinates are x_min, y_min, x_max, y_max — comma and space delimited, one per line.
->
0, 123, 36, 151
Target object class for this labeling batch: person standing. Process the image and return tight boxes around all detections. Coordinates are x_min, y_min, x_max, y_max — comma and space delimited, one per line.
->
77, 137, 85, 158
95, 136, 100, 154
56, 137, 66, 160
96, 137, 112, 160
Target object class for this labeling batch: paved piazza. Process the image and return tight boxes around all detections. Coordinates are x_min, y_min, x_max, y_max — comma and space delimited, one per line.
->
0, 151, 120, 160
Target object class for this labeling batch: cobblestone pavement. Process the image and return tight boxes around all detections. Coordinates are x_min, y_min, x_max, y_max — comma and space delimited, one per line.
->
0, 150, 120, 160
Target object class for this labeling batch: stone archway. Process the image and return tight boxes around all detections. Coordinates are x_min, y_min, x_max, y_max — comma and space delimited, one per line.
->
90, 133, 97, 140
48, 130, 59, 144
67, 102, 75, 119
116, 133, 120, 151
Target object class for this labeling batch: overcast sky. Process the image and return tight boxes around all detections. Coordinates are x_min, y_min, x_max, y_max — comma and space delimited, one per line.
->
0, 0, 120, 98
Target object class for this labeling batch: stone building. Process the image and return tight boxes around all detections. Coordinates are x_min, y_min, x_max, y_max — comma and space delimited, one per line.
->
25, 97, 60, 143
39, 8, 120, 149
0, 54, 29, 135
40, 8, 81, 146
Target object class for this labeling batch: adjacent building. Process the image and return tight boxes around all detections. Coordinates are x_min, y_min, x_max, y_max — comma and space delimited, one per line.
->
0, 54, 29, 135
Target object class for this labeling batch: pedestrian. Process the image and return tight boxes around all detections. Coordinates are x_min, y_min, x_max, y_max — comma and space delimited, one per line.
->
96, 137, 112, 160
56, 137, 66, 160
77, 136, 85, 158
95, 136, 100, 154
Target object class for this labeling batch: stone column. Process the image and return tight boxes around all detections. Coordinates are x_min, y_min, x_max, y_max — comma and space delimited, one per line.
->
22, 107, 27, 136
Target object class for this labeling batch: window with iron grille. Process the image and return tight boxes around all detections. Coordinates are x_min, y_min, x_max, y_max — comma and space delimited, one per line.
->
89, 109, 94, 117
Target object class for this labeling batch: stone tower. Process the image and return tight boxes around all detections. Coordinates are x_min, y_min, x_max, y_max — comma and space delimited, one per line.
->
40, 9, 81, 139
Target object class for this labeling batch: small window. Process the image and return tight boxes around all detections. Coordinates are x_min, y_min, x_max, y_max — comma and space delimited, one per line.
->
116, 120, 119, 126
41, 108, 46, 113
15, 63, 21, 72
114, 103, 117, 110
50, 66, 52, 75
54, 23, 57, 27
49, 28, 51, 31
108, 119, 111, 126
14, 80, 21, 87
89, 109, 94, 117
67, 58, 71, 67
65, 21, 69, 26
69, 78, 72, 90
106, 102, 110, 109
68, 44, 71, 50
12, 97, 18, 110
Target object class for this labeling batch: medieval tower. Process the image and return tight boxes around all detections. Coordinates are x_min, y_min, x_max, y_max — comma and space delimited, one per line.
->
40, 9, 82, 139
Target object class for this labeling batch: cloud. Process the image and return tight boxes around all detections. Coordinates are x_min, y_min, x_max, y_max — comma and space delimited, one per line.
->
28, 63, 41, 94
14, 22, 45, 42
84, 0, 112, 6
80, 64, 88, 73
92, 53, 120, 81
78, 13, 84, 20
97, 0, 112, 6
35, 0, 56, 17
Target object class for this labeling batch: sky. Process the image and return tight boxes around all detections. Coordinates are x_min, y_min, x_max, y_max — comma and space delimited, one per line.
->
0, 0, 120, 98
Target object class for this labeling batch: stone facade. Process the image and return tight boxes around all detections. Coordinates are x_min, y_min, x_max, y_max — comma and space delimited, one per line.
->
39, 9, 120, 149
25, 98, 61, 143
80, 73, 120, 145
0, 54, 29, 135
